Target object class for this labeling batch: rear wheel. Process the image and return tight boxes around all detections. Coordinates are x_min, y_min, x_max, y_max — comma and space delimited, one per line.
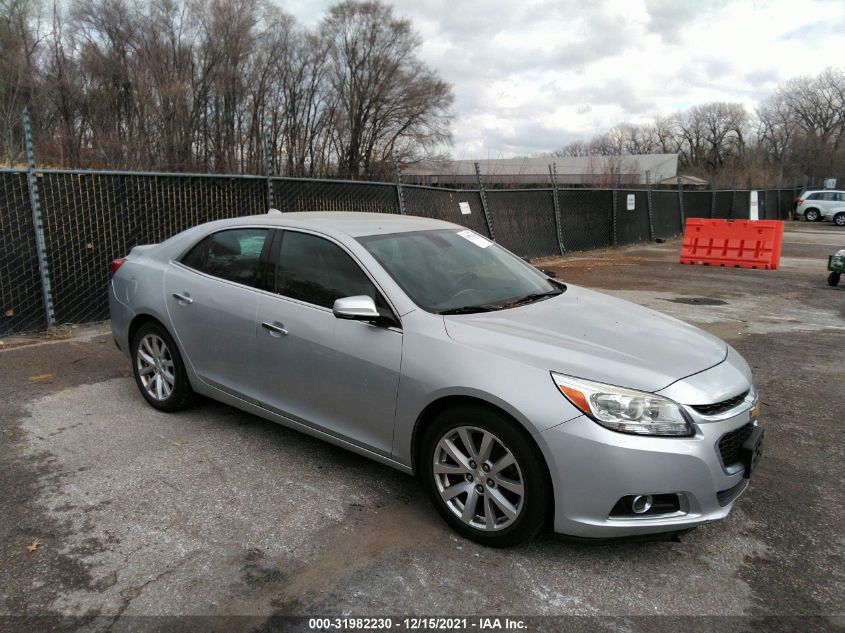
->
829, 272, 841, 286
420, 404, 549, 547
834, 213, 845, 227
804, 208, 820, 222
131, 321, 194, 412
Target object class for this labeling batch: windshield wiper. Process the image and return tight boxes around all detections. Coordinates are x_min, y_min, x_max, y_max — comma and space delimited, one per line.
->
500, 289, 563, 308
437, 304, 503, 315
438, 287, 564, 315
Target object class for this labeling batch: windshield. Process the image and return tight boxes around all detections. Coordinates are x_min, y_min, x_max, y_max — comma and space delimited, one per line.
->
358, 228, 562, 313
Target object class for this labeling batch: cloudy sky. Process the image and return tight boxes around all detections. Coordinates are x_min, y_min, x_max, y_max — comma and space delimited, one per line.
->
283, 0, 845, 159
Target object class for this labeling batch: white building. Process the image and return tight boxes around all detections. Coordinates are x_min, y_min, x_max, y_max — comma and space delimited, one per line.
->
401, 154, 679, 187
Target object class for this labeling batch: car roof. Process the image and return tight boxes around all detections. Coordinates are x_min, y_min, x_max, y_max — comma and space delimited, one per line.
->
234, 211, 460, 238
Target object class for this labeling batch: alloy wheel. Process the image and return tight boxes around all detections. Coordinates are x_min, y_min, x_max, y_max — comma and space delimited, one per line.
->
433, 426, 525, 531
136, 334, 175, 401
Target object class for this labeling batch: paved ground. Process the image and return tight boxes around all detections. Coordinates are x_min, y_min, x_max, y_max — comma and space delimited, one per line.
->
1, 222, 843, 632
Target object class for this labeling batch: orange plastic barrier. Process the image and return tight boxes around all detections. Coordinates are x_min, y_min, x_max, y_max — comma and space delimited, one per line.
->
680, 219, 784, 270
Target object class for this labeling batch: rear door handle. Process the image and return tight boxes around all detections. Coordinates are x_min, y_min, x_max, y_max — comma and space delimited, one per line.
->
172, 292, 193, 304
261, 321, 288, 336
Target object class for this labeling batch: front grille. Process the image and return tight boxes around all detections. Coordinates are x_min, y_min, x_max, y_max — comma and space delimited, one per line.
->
718, 423, 753, 467
692, 390, 749, 416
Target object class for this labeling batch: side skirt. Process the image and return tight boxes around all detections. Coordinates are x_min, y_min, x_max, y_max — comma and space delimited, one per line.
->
192, 381, 415, 476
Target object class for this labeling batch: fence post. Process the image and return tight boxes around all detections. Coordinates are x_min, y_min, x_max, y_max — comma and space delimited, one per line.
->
22, 108, 55, 330
710, 180, 716, 218
548, 163, 564, 255
645, 170, 654, 241
474, 162, 495, 240
777, 188, 781, 219
610, 173, 619, 246
730, 186, 736, 219
262, 129, 274, 210
677, 179, 685, 232
392, 155, 406, 215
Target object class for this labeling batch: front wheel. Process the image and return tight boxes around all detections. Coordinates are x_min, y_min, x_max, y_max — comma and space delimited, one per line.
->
829, 272, 841, 286
131, 321, 195, 412
420, 405, 549, 547
834, 213, 845, 227
804, 209, 820, 222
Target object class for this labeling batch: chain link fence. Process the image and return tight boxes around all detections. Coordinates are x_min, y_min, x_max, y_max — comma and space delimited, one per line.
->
36, 171, 267, 326
402, 185, 490, 237
0, 165, 798, 336
682, 191, 713, 219
273, 177, 397, 214
486, 189, 558, 259
651, 190, 684, 240
614, 190, 650, 246
1, 171, 46, 333
558, 188, 614, 252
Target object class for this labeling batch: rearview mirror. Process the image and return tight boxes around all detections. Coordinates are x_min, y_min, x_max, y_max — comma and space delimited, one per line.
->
333, 295, 380, 321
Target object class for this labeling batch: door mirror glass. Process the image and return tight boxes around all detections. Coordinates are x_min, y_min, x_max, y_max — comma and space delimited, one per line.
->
333, 295, 380, 321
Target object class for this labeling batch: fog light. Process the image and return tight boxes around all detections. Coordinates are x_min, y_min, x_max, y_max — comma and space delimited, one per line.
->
631, 495, 654, 514
609, 493, 682, 518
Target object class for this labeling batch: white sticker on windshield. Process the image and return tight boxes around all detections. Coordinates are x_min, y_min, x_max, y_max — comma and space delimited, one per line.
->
457, 229, 492, 248
459, 201, 471, 215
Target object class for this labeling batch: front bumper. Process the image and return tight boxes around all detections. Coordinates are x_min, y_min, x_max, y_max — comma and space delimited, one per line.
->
538, 404, 759, 538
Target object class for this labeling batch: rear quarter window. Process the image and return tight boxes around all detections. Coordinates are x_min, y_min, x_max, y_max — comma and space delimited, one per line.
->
181, 236, 210, 270
180, 228, 271, 289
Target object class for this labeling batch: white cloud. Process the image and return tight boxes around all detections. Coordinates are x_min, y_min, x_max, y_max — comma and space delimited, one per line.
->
281, 0, 845, 157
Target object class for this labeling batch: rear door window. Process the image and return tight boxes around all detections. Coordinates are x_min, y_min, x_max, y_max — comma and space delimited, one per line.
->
180, 228, 271, 289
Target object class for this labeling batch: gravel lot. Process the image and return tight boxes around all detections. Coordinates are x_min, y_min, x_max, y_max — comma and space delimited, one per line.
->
1, 222, 843, 632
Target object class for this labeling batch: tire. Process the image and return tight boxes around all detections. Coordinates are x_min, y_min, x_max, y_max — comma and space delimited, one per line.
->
829, 272, 841, 287
131, 321, 195, 412
420, 404, 549, 547
804, 208, 820, 222
834, 213, 845, 227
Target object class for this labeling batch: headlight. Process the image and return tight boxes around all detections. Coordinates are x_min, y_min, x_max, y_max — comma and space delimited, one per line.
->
551, 372, 693, 436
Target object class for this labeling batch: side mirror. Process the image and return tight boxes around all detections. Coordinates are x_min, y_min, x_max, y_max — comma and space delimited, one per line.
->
333, 295, 380, 321
541, 269, 557, 278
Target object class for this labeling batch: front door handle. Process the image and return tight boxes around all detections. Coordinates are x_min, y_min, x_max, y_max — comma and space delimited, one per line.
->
261, 321, 288, 336
172, 292, 193, 304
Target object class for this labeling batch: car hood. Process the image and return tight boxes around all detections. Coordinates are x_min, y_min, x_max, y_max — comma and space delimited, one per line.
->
443, 285, 727, 393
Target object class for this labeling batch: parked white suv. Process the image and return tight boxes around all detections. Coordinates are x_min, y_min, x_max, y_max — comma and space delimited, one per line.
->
796, 190, 845, 225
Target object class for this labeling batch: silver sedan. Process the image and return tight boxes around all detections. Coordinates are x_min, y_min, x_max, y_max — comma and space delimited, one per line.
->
109, 212, 763, 547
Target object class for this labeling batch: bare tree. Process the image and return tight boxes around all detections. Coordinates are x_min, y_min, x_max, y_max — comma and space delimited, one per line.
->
556, 123, 662, 158
770, 68, 845, 180
0, 0, 46, 164
553, 140, 590, 157
320, 0, 453, 178
13, 0, 845, 187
